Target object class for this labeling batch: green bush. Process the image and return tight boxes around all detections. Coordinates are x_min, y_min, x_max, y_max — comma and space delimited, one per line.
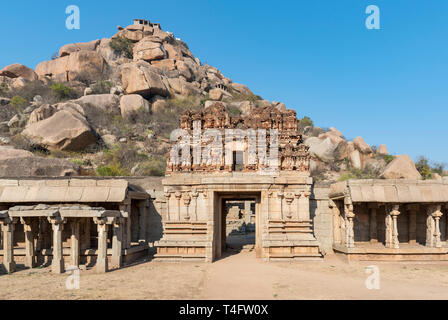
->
0, 82, 8, 96
97, 163, 129, 177
110, 37, 134, 59
10, 96, 27, 109
383, 155, 396, 165
415, 156, 446, 180
135, 158, 166, 176
91, 80, 114, 94
50, 83, 76, 100
298, 116, 314, 133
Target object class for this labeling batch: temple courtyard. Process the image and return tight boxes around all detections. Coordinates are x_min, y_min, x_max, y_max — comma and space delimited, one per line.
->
1, 250, 448, 300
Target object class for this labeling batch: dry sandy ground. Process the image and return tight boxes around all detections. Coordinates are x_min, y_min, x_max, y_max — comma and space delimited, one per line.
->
1, 251, 448, 300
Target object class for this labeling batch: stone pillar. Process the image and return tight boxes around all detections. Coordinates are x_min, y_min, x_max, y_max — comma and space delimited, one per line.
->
386, 205, 400, 249
331, 202, 341, 245
406, 204, 418, 245
368, 204, 378, 243
175, 191, 182, 221
1, 218, 16, 273
48, 217, 66, 274
285, 193, 294, 220
277, 189, 284, 220
300, 191, 311, 221
192, 189, 199, 221
94, 218, 109, 273
164, 191, 171, 221
344, 204, 355, 248
182, 192, 191, 221
138, 201, 147, 244
70, 219, 80, 267
111, 217, 123, 269
119, 202, 131, 249
21, 217, 36, 268
426, 205, 443, 248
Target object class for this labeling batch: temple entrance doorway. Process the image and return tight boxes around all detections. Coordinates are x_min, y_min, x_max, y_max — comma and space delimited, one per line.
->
214, 192, 261, 260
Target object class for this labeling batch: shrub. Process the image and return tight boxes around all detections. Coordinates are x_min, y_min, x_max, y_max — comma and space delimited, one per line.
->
97, 163, 129, 176
10, 96, 27, 110
135, 158, 166, 176
0, 82, 8, 96
226, 105, 242, 116
91, 80, 114, 94
298, 116, 314, 134
383, 155, 395, 165
415, 156, 446, 180
110, 37, 134, 59
50, 83, 77, 100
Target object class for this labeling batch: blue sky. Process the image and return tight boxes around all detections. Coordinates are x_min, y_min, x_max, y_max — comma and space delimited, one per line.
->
1, 0, 447, 164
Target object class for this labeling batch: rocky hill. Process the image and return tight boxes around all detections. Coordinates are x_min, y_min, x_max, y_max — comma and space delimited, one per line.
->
0, 19, 445, 181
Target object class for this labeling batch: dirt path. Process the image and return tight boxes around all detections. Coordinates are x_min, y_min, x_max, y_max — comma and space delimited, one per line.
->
1, 251, 448, 300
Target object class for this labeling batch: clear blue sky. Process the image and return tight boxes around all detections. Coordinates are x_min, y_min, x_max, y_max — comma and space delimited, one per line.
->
1, 0, 447, 164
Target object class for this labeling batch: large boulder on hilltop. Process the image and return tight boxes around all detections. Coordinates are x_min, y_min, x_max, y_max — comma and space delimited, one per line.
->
27, 104, 56, 126
35, 51, 106, 82
96, 38, 122, 64
0, 63, 38, 81
121, 62, 168, 97
113, 29, 145, 42
176, 60, 194, 81
120, 94, 150, 120
353, 136, 373, 154
319, 128, 345, 145
380, 155, 422, 180
304, 137, 338, 162
164, 42, 183, 60
59, 40, 100, 57
74, 94, 120, 113
133, 37, 166, 62
377, 144, 389, 156
350, 150, 362, 169
209, 88, 231, 101
0, 156, 79, 177
151, 59, 176, 71
334, 140, 354, 161
23, 110, 97, 151
0, 146, 34, 161
231, 83, 252, 95
167, 78, 201, 96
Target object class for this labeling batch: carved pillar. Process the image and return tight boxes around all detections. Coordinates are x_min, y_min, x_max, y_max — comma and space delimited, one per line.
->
191, 189, 199, 221
285, 193, 294, 220
277, 189, 284, 220
344, 204, 355, 248
1, 218, 16, 273
111, 217, 123, 269
175, 191, 182, 221
406, 204, 418, 245
70, 219, 80, 267
21, 217, 36, 268
183, 192, 191, 221
331, 201, 341, 245
368, 204, 378, 243
164, 190, 171, 221
385, 205, 400, 249
48, 217, 66, 274
426, 205, 443, 248
119, 202, 131, 249
94, 217, 109, 273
